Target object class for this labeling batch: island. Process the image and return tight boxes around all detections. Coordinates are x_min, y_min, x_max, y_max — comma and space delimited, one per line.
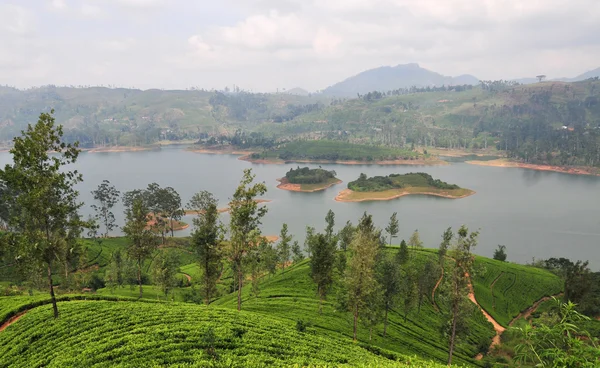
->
276, 167, 342, 192
335, 172, 474, 202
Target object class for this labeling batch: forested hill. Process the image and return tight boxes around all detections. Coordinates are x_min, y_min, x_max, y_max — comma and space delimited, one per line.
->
0, 85, 326, 146
321, 63, 479, 97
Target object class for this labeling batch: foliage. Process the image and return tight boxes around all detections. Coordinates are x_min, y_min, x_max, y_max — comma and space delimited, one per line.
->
0, 110, 85, 318
513, 299, 600, 367
492, 245, 507, 262
307, 233, 336, 314
384, 212, 399, 246
228, 169, 268, 311
151, 251, 179, 296
285, 166, 337, 184
348, 172, 460, 192
188, 191, 223, 305
277, 223, 292, 272
90, 180, 120, 237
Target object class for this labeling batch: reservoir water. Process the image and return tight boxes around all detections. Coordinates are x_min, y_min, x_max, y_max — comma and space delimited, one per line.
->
1, 146, 599, 270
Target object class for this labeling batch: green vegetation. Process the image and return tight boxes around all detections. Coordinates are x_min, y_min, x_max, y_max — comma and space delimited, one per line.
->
348, 172, 460, 192
0, 300, 446, 368
253, 140, 422, 162
471, 255, 563, 327
285, 166, 337, 184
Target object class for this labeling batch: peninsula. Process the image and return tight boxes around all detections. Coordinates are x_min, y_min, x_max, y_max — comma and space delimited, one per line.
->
335, 172, 474, 202
277, 166, 342, 192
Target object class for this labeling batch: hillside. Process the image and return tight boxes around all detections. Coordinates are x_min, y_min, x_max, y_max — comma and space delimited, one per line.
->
0, 298, 443, 368
321, 63, 479, 97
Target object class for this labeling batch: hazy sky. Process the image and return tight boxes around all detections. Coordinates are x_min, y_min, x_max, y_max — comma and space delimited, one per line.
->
1, 0, 599, 91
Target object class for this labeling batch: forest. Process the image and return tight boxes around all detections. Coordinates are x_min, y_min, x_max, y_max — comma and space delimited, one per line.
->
284, 167, 337, 184
348, 172, 461, 192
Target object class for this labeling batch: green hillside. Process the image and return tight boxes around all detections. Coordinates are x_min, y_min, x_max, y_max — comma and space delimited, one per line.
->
213, 249, 494, 367
0, 298, 446, 368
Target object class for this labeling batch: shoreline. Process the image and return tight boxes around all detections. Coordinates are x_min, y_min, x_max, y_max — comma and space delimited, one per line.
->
334, 188, 475, 202
84, 146, 160, 153
187, 146, 255, 155
276, 177, 342, 193
465, 159, 600, 176
239, 154, 448, 166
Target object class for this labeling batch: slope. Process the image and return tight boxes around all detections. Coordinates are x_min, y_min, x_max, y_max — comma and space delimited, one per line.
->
213, 249, 495, 367
0, 298, 447, 368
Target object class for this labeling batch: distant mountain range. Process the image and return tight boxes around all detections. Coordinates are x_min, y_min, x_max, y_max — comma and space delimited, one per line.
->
321, 63, 479, 97
318, 63, 600, 97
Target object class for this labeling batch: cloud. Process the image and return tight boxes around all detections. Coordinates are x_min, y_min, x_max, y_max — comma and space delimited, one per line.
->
1, 0, 600, 91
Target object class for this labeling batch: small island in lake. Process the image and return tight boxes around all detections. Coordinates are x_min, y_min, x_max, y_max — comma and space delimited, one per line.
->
277, 166, 342, 192
335, 172, 474, 202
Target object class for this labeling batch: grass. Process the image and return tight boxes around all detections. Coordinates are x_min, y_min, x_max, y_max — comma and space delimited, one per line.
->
213, 249, 495, 367
0, 300, 449, 368
470, 256, 563, 327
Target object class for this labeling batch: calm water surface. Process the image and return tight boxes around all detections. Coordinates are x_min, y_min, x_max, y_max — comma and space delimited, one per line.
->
1, 147, 599, 270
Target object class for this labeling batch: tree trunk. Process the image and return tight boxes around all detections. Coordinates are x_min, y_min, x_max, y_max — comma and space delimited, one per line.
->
319, 291, 323, 314
383, 306, 388, 337
47, 263, 59, 319
237, 265, 243, 311
170, 217, 174, 237
137, 259, 143, 299
447, 307, 458, 366
353, 304, 358, 341
369, 326, 372, 342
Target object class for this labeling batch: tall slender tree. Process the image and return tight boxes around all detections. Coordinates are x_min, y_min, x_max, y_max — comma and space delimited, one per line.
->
123, 196, 158, 299
408, 229, 423, 252
447, 225, 479, 366
338, 220, 355, 252
188, 190, 223, 305
385, 212, 399, 246
345, 213, 381, 341
377, 255, 400, 337
228, 169, 267, 311
277, 223, 292, 272
291, 240, 304, 264
90, 180, 120, 237
308, 232, 337, 314
0, 110, 85, 318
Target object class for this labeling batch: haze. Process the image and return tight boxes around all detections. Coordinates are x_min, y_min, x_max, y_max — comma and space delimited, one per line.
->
2, 0, 600, 92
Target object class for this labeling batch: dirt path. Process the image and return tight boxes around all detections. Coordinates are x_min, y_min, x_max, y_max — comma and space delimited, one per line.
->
466, 273, 505, 357
489, 272, 504, 310
0, 311, 27, 332
431, 267, 444, 312
508, 293, 563, 327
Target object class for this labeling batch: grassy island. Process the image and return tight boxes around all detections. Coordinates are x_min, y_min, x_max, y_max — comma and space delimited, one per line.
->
277, 166, 342, 192
335, 172, 474, 202
242, 140, 446, 165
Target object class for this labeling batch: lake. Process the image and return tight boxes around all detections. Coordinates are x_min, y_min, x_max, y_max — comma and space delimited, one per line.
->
1, 146, 599, 270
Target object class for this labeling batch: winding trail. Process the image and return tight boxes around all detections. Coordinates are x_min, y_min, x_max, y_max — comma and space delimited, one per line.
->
507, 293, 563, 327
489, 272, 504, 310
0, 311, 27, 332
466, 273, 505, 357
431, 267, 444, 312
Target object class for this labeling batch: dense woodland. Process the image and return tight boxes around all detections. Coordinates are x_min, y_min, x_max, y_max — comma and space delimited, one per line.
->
348, 172, 461, 192
284, 167, 337, 184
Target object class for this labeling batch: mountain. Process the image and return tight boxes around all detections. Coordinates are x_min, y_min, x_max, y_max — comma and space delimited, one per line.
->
321, 63, 479, 97
512, 67, 600, 84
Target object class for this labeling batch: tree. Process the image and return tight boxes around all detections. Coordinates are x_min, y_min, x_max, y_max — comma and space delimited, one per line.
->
345, 213, 381, 341
544, 258, 592, 304
536, 75, 546, 82
228, 169, 267, 311
151, 251, 179, 297
104, 250, 124, 291
493, 245, 507, 261
400, 267, 418, 322
162, 187, 183, 237
123, 196, 158, 299
308, 232, 337, 314
417, 260, 438, 314
446, 225, 479, 366
90, 180, 120, 237
145, 184, 183, 240
291, 240, 304, 264
324, 209, 336, 246
0, 110, 85, 318
408, 229, 423, 252
396, 240, 409, 265
277, 223, 292, 272
377, 255, 400, 337
188, 191, 223, 305
439, 227, 453, 265
338, 221, 355, 251
384, 212, 399, 246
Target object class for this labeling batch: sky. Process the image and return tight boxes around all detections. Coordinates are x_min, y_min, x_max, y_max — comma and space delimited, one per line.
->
1, 0, 599, 92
